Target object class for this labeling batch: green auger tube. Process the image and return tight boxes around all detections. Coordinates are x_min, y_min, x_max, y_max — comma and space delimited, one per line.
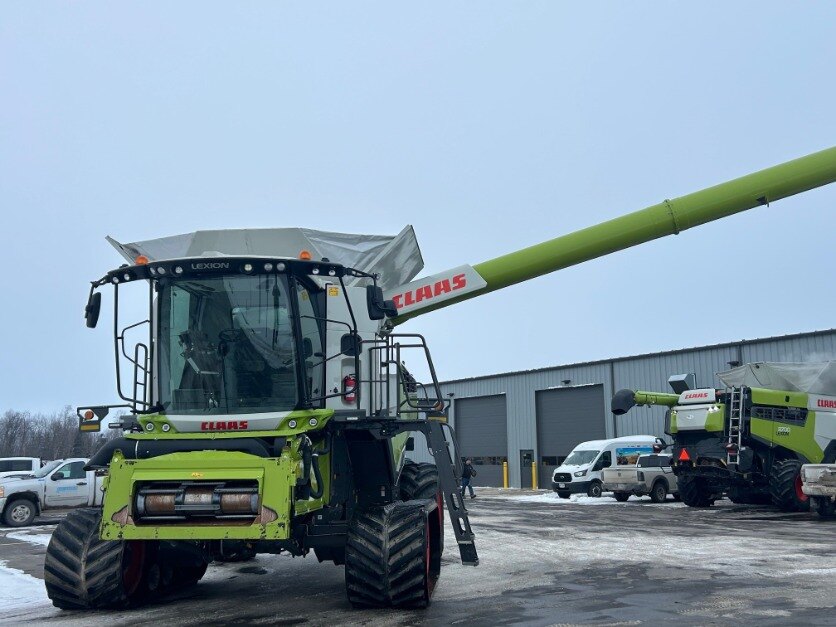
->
395, 146, 836, 322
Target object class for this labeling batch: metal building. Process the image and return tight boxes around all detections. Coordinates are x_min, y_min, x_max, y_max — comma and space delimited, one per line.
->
410, 328, 836, 488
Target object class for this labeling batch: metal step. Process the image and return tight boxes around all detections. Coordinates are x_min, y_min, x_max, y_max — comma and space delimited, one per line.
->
423, 419, 479, 566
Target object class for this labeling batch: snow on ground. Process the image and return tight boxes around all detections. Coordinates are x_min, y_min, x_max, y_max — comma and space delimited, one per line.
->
504, 490, 687, 506
0, 561, 49, 611
6, 530, 54, 547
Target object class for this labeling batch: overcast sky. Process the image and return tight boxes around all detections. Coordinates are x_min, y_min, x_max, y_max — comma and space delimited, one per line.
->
2, 3, 835, 413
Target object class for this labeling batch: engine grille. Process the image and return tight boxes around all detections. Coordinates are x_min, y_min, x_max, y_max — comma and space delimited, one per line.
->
553, 473, 572, 482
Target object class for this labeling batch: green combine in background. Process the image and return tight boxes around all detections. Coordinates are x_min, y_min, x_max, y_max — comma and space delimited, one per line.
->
612, 362, 836, 510
43, 146, 836, 610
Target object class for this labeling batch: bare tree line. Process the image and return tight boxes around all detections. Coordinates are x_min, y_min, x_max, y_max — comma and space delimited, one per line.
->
0, 407, 119, 461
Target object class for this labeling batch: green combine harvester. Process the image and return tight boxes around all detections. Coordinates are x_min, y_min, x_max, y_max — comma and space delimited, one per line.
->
44, 146, 836, 609
612, 362, 836, 510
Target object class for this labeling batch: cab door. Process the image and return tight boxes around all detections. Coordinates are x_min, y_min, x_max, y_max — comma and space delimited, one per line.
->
45, 461, 89, 507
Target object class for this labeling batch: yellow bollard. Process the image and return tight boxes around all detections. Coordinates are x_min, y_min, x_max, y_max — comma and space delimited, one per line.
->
531, 461, 538, 490
502, 461, 509, 488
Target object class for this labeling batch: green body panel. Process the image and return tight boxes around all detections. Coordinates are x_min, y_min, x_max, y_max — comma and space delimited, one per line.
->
670, 403, 725, 433
750, 414, 824, 464
137, 408, 334, 436
391, 431, 409, 470
101, 441, 326, 541
749, 387, 807, 409
395, 147, 836, 322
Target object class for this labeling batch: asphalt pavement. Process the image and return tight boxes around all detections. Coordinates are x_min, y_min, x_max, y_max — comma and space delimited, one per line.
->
1, 490, 833, 626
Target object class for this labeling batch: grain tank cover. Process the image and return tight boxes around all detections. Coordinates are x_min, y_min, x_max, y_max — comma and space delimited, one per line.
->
718, 362, 836, 395
106, 226, 424, 290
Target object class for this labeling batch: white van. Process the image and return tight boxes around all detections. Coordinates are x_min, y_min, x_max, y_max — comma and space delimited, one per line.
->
551, 436, 657, 498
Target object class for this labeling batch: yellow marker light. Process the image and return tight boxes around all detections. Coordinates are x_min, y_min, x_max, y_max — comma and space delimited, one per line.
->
135, 255, 150, 265
299, 250, 312, 260
83, 409, 95, 420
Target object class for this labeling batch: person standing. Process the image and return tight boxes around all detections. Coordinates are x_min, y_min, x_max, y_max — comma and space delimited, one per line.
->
461, 458, 477, 499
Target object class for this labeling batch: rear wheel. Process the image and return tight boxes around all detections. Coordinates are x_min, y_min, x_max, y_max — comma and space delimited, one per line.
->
400, 461, 439, 500
810, 496, 836, 519
44, 509, 148, 609
345, 502, 438, 608
176, 561, 209, 587
769, 459, 810, 512
587, 481, 603, 498
613, 492, 630, 502
212, 540, 256, 562
678, 475, 714, 507
728, 488, 772, 505
650, 481, 667, 503
3, 499, 36, 527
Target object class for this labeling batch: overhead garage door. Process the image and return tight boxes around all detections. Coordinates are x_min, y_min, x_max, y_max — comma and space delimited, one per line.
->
536, 385, 606, 489
454, 395, 507, 487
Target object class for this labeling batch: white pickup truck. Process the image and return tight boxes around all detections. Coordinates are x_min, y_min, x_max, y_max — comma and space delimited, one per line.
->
801, 464, 835, 519
0, 457, 42, 480
602, 454, 679, 503
0, 458, 104, 527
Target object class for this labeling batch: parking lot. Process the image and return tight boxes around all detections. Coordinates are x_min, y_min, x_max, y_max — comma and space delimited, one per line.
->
1, 490, 833, 626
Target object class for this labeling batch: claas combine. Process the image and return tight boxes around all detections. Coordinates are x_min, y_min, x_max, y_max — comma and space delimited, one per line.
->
612, 363, 836, 510
44, 147, 836, 609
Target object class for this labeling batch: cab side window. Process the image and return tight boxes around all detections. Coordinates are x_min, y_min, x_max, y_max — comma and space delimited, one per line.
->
53, 462, 85, 480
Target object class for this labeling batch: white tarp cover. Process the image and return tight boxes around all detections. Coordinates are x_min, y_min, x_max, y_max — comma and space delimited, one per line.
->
717, 362, 836, 395
106, 226, 424, 290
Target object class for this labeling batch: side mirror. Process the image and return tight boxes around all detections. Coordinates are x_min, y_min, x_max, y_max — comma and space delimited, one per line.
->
405, 436, 415, 452
366, 285, 398, 321
85, 291, 102, 329
340, 332, 361, 357
50, 474, 63, 481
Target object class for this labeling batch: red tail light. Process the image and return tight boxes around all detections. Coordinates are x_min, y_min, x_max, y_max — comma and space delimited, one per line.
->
342, 374, 357, 404
678, 448, 691, 462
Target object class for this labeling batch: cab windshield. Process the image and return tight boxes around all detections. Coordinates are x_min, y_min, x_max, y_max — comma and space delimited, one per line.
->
158, 274, 300, 414
562, 450, 600, 466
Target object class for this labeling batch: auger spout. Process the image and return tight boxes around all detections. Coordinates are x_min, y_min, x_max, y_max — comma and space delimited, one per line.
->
389, 146, 836, 322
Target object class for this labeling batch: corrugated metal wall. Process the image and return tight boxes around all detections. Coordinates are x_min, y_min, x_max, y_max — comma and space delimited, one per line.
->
421, 329, 836, 487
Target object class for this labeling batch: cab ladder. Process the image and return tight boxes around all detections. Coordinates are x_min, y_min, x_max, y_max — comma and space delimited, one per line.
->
726, 387, 745, 466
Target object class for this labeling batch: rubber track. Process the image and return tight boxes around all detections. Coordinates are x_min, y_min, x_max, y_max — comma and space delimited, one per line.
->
399, 461, 438, 501
769, 458, 809, 512
678, 475, 713, 507
44, 508, 131, 609
345, 502, 429, 608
